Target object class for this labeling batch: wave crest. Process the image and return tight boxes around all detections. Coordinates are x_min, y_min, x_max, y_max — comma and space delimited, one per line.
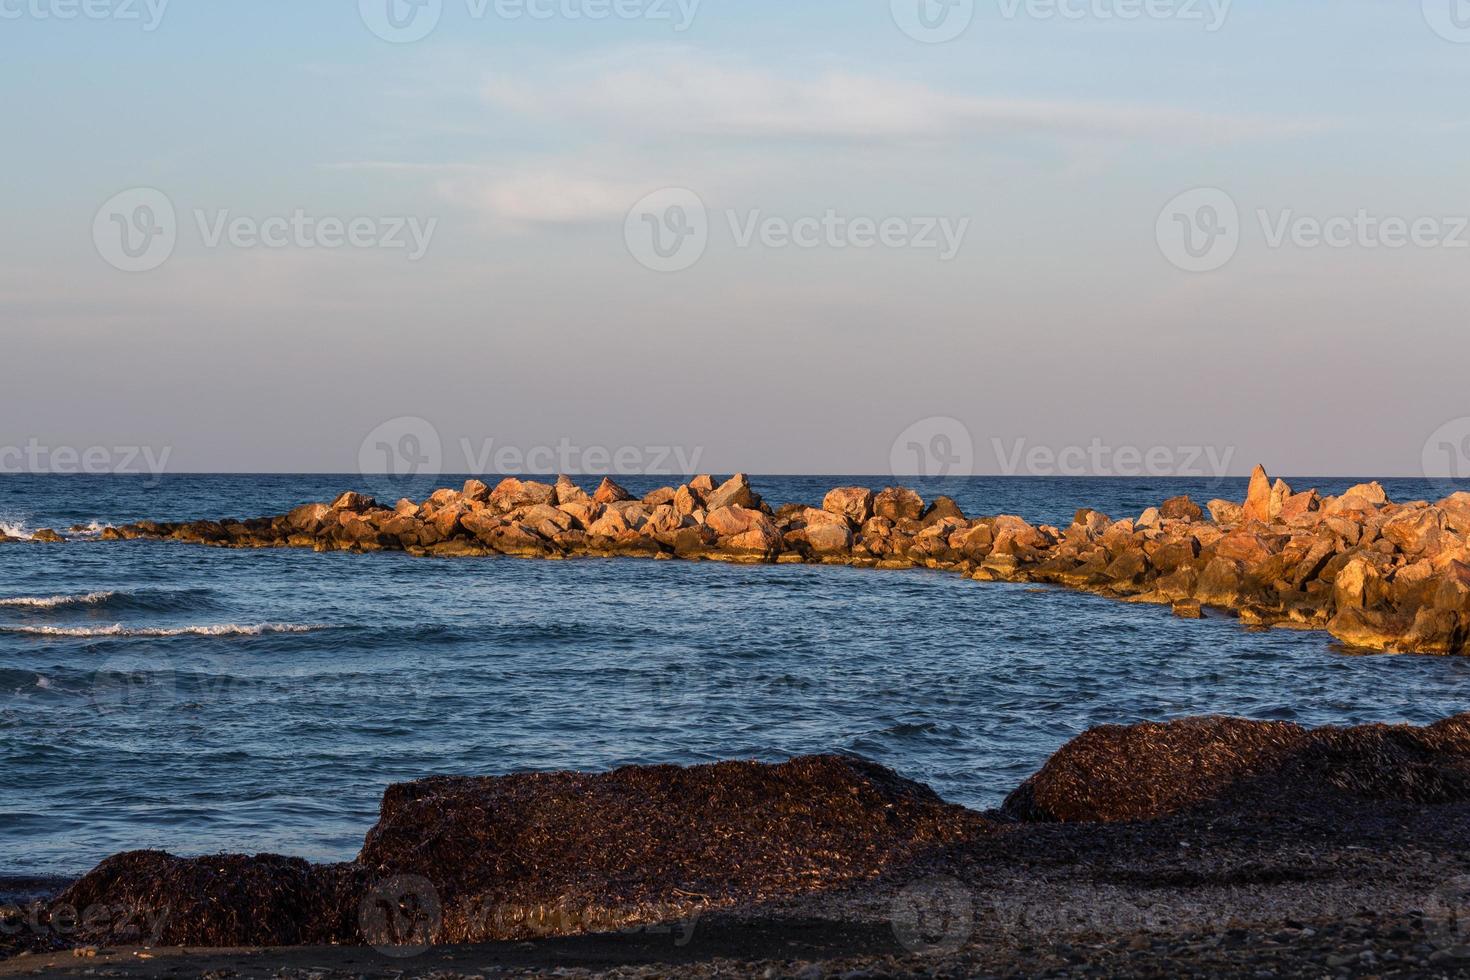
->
0, 623, 327, 638
0, 592, 119, 609
0, 521, 34, 541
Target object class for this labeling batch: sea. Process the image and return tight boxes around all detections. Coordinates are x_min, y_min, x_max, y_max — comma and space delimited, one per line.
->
2, 474, 1468, 879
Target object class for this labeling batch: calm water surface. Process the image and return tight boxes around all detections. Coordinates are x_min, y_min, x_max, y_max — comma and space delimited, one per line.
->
2, 475, 1467, 876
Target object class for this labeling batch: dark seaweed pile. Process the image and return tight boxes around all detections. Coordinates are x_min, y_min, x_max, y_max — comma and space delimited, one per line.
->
12, 714, 1469, 955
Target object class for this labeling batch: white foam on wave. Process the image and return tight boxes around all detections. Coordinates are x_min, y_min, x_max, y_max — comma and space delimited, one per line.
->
0, 623, 326, 638
0, 592, 119, 609
0, 521, 33, 541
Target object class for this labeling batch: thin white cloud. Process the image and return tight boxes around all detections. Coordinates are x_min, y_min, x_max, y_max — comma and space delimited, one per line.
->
481, 52, 1318, 144
439, 170, 647, 226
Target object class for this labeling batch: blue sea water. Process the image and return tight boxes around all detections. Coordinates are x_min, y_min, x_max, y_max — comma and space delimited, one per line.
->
1, 474, 1468, 878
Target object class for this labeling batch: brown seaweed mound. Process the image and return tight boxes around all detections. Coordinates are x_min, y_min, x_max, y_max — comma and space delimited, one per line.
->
357, 754, 988, 942
53, 852, 363, 948
51, 755, 984, 949
1002, 714, 1470, 823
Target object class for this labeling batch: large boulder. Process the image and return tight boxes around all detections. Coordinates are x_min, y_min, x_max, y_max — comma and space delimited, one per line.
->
1324, 481, 1388, 516
1213, 529, 1279, 566
1207, 499, 1243, 525
286, 502, 332, 534
821, 487, 874, 526
643, 504, 692, 536
1159, 495, 1204, 522
1242, 465, 1272, 523
1333, 555, 1383, 609
1381, 508, 1444, 556
554, 475, 592, 506
990, 515, 1048, 556
800, 509, 853, 555
873, 487, 924, 522
1440, 492, 1470, 534
490, 478, 556, 511
330, 491, 375, 513
706, 474, 757, 512
705, 506, 781, 555
594, 477, 633, 504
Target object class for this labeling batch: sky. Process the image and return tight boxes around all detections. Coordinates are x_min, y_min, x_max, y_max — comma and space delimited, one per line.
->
3, 0, 1469, 478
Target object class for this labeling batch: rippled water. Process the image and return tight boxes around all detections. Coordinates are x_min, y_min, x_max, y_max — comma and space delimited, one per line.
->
2, 475, 1468, 877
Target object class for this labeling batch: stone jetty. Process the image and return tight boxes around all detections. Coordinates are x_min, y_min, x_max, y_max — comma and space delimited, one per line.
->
33, 466, 1470, 655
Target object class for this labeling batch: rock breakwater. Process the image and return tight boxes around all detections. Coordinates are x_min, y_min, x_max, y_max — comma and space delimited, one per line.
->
54, 467, 1470, 655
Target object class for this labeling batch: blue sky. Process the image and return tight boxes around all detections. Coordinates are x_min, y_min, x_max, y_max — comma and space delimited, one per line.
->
4, 1, 1469, 476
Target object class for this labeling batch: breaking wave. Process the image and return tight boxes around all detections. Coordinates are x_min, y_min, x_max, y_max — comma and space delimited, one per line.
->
0, 521, 34, 541
0, 623, 327, 638
0, 592, 119, 609
0, 589, 219, 614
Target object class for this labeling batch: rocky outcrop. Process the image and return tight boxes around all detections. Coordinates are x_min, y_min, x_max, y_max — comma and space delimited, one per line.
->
87, 468, 1470, 655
